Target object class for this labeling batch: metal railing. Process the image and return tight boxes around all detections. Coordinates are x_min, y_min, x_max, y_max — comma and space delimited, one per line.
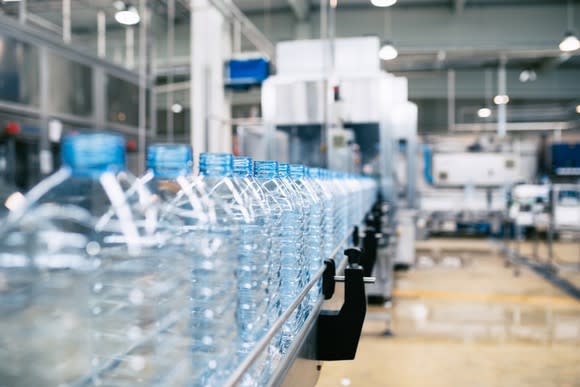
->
223, 230, 354, 387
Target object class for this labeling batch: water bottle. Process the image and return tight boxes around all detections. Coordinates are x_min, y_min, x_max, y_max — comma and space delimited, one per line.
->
145, 143, 214, 386
286, 164, 324, 311
194, 152, 255, 385
0, 173, 94, 385
0, 132, 176, 386
306, 168, 336, 263
232, 156, 273, 385
253, 161, 304, 354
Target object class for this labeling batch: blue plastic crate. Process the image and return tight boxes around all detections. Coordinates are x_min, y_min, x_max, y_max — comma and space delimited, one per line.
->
226, 58, 269, 89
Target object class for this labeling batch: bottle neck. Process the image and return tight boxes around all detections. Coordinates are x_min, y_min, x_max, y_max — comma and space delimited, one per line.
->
147, 144, 193, 179
233, 156, 253, 177
289, 164, 305, 179
278, 163, 290, 178
254, 160, 279, 179
199, 153, 233, 177
62, 132, 125, 177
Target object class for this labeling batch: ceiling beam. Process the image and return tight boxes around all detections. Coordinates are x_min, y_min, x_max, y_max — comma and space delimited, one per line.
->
287, 0, 310, 21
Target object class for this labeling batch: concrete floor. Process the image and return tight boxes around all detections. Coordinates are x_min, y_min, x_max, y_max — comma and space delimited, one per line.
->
316, 238, 580, 387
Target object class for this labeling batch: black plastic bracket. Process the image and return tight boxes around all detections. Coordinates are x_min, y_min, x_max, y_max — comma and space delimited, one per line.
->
316, 248, 367, 361
352, 225, 360, 247
322, 259, 336, 300
361, 228, 379, 277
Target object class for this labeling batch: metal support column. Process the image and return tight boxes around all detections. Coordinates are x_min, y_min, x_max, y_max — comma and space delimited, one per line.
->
62, 0, 71, 43
126, 27, 135, 70
97, 11, 106, 58
447, 69, 455, 131
166, 0, 175, 142
93, 67, 106, 130
19, 0, 26, 24
497, 57, 507, 138
137, 0, 148, 173
190, 0, 231, 163
38, 46, 52, 177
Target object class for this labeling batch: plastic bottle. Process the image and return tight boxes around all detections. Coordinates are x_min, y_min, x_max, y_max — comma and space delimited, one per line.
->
193, 152, 253, 385
306, 167, 335, 264
286, 164, 324, 311
232, 156, 273, 385
0, 132, 174, 386
253, 160, 303, 354
145, 143, 213, 386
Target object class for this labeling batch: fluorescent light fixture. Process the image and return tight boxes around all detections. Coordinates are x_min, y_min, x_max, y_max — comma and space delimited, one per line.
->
115, 4, 140, 26
477, 107, 492, 118
493, 94, 509, 105
171, 103, 183, 114
576, 104, 580, 114
371, 0, 397, 7
3, 0, 22, 3
379, 42, 398, 61
559, 32, 580, 52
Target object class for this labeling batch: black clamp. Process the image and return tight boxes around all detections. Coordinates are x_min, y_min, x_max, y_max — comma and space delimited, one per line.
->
322, 259, 336, 300
352, 225, 360, 247
361, 227, 380, 277
317, 247, 367, 361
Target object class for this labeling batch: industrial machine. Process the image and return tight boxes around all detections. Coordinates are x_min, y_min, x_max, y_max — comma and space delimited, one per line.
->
257, 37, 419, 301
418, 136, 539, 236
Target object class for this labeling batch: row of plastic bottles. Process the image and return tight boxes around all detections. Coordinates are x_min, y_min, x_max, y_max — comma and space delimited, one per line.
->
0, 132, 377, 387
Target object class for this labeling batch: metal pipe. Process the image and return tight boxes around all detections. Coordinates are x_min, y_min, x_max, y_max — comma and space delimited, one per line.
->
167, 0, 176, 142
126, 27, 135, 69
137, 0, 147, 174
334, 275, 376, 283
38, 46, 52, 177
62, 0, 71, 43
447, 69, 455, 131
223, 230, 353, 387
19, 0, 26, 24
497, 57, 507, 137
97, 11, 106, 58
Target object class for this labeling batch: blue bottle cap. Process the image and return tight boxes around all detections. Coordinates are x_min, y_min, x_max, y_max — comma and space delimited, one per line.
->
278, 162, 290, 178
233, 156, 253, 177
61, 132, 125, 176
254, 160, 279, 179
306, 167, 321, 179
199, 152, 233, 177
147, 143, 193, 179
289, 164, 305, 179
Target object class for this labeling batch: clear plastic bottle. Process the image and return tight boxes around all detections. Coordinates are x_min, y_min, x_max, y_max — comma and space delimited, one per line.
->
0, 132, 175, 386
145, 143, 212, 386
286, 164, 323, 312
193, 152, 252, 385
232, 156, 272, 386
306, 167, 335, 264
253, 160, 303, 354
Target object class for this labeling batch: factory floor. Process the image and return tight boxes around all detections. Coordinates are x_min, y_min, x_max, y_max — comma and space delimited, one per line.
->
316, 238, 580, 387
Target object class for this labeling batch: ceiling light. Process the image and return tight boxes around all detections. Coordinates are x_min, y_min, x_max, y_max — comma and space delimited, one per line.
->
493, 95, 509, 105
171, 103, 183, 114
2, 0, 23, 3
371, 0, 397, 7
4, 191, 25, 212
576, 104, 580, 114
379, 42, 398, 61
559, 31, 580, 52
477, 107, 492, 118
519, 69, 537, 83
115, 3, 140, 26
